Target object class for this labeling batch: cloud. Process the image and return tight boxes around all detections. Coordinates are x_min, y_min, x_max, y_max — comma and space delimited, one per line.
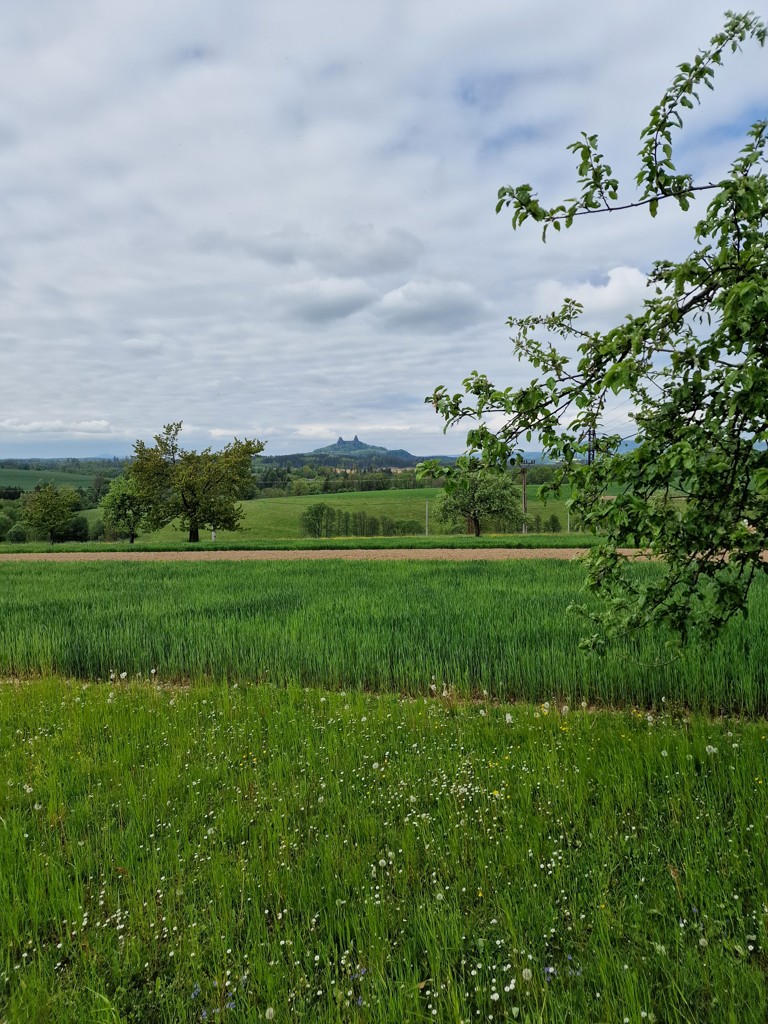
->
0, 418, 113, 435
533, 267, 649, 325
373, 281, 488, 333
275, 277, 377, 323
123, 337, 163, 354
0, 0, 764, 455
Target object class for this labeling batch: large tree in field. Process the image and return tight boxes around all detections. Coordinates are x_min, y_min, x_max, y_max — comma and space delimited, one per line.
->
421, 456, 522, 536
130, 423, 264, 543
428, 12, 767, 648
22, 483, 80, 545
99, 475, 152, 544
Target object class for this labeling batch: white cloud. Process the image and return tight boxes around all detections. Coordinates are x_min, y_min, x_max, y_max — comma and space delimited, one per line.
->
274, 277, 377, 323
0, 418, 113, 435
533, 266, 649, 324
373, 281, 488, 333
0, 0, 763, 454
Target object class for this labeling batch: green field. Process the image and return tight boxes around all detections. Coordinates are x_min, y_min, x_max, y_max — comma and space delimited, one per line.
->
2, 556, 767, 1022
1, 680, 766, 1023
1, 484, 581, 551
0, 467, 100, 491
1, 560, 765, 712
109, 486, 574, 544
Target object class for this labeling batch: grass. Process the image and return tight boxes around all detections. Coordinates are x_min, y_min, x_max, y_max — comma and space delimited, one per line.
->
1, 560, 766, 713
2, 486, 581, 551
0, 467, 99, 490
144, 488, 574, 544
1, 679, 766, 1023
0, 533, 595, 554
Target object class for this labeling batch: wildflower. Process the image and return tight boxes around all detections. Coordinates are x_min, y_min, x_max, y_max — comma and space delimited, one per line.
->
705, 745, 718, 755
265, 1009, 275, 1021
505, 713, 513, 725
522, 968, 532, 982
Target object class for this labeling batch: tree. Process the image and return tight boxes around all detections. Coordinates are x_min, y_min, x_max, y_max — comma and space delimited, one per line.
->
300, 502, 334, 538
129, 423, 264, 543
428, 12, 767, 647
99, 475, 153, 544
421, 456, 523, 536
21, 484, 80, 544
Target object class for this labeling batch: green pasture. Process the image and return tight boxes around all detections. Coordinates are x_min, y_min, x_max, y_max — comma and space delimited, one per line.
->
0, 467, 98, 491
1, 484, 580, 550
1, 680, 766, 1023
1, 559, 765, 712
120, 486, 574, 544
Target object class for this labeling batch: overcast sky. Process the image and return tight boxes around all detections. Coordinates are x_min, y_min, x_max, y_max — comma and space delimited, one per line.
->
1, 1, 765, 457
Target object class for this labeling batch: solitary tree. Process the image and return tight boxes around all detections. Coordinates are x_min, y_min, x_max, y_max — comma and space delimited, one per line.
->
99, 475, 152, 544
421, 456, 523, 536
22, 484, 80, 545
428, 12, 767, 647
130, 423, 264, 543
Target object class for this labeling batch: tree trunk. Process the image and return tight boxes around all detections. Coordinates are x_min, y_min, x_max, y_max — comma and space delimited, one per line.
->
188, 522, 200, 543
472, 515, 481, 537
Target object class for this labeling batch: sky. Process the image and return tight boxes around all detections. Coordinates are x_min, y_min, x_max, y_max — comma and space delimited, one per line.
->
0, 2, 765, 457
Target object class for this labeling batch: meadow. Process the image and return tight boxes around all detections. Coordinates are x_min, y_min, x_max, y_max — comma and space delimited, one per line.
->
0, 560, 766, 713
2, 555, 766, 1022
144, 487, 574, 544
0, 467, 99, 491
1, 680, 766, 1023
1, 485, 581, 552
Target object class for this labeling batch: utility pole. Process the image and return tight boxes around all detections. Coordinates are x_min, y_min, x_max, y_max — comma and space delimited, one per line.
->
587, 424, 597, 466
519, 459, 535, 533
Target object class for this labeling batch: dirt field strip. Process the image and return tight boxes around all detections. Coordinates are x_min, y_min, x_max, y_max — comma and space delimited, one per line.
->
0, 547, 643, 563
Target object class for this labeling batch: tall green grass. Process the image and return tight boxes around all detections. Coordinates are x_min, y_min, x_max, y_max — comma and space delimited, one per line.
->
1, 560, 765, 712
1, 681, 766, 1023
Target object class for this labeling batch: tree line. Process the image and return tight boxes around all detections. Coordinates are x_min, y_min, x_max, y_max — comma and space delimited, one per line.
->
300, 504, 423, 538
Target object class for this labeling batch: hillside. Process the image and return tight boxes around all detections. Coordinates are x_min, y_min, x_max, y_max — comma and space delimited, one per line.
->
257, 435, 452, 469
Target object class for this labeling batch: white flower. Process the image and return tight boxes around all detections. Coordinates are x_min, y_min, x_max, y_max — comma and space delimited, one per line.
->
522, 968, 532, 982
505, 713, 513, 725
265, 1010, 275, 1021
705, 745, 718, 755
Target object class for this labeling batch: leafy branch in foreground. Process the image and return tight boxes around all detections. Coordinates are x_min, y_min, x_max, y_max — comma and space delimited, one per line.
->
429, 11, 768, 650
